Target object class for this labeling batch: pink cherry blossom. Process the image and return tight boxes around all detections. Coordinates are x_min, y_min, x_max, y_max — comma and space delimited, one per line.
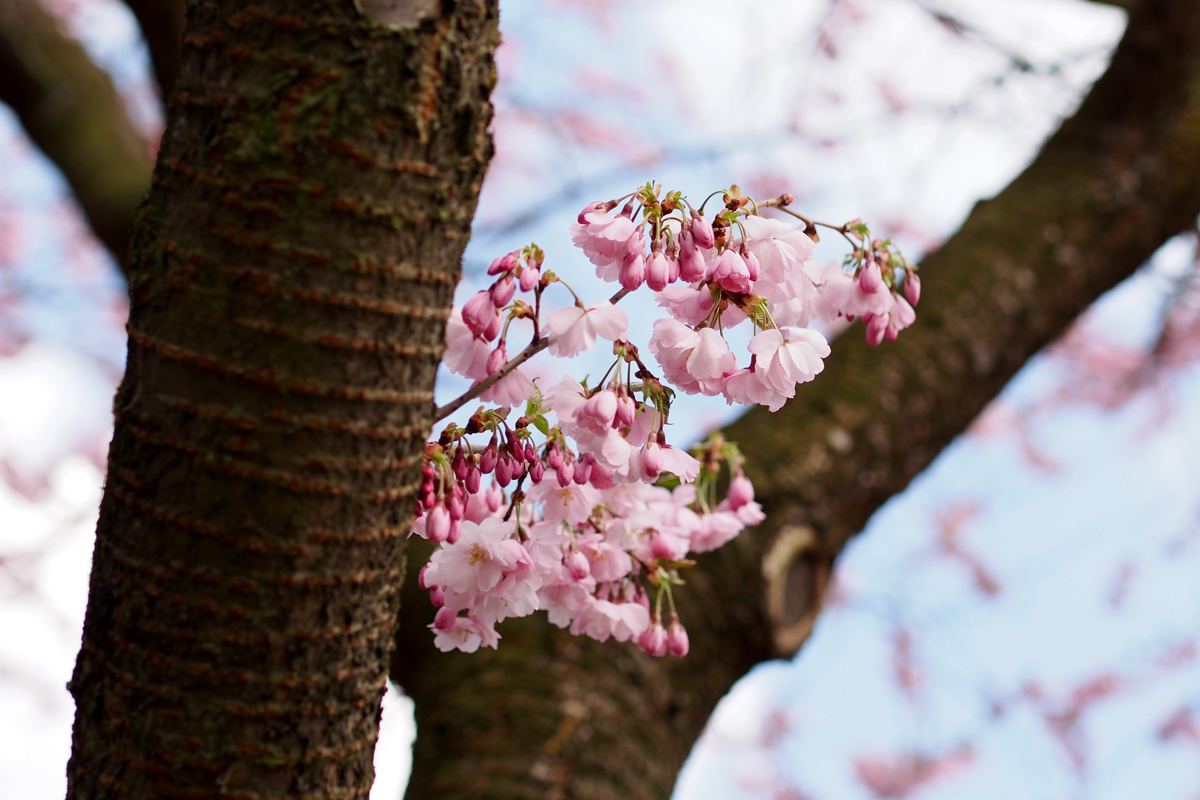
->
748, 327, 830, 395
708, 248, 752, 293
463, 290, 502, 340
742, 215, 816, 282
656, 283, 715, 326
547, 301, 629, 358
444, 308, 491, 379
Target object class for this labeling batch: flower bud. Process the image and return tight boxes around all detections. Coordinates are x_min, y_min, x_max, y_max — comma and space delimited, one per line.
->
709, 249, 751, 293
463, 291, 499, 339
589, 461, 615, 489
858, 262, 883, 294
620, 253, 645, 291
727, 471, 754, 509
525, 443, 538, 463
447, 518, 462, 544
638, 622, 668, 657
495, 457, 513, 487
573, 457, 593, 485
904, 272, 921, 306
427, 504, 450, 544
667, 620, 690, 657
548, 447, 563, 471
465, 465, 481, 494
429, 585, 445, 607
641, 443, 663, 480
480, 444, 498, 474
490, 274, 516, 307
452, 450, 468, 481
433, 606, 457, 630
486, 343, 507, 376
448, 494, 465, 521
485, 483, 503, 512
865, 312, 887, 347
482, 310, 502, 342
566, 551, 591, 581
647, 251, 671, 291
691, 213, 715, 249
615, 395, 637, 428
557, 461, 575, 487
529, 460, 545, 483
487, 251, 518, 275
666, 253, 680, 284
519, 264, 540, 292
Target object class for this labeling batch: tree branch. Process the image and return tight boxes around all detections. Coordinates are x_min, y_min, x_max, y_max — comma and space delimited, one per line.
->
394, 1, 1200, 797
0, 0, 152, 271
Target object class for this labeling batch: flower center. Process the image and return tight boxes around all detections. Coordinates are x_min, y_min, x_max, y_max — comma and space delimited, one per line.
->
467, 544, 488, 566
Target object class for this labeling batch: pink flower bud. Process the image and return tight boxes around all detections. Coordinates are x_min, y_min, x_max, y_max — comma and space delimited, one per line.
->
727, 471, 754, 509
620, 253, 645, 291
650, 532, 677, 560
666, 253, 680, 283
447, 518, 462, 544
525, 443, 538, 463
529, 460, 545, 483
495, 457, 513, 487
488, 251, 518, 275
566, 551, 591, 581
480, 441, 498, 474
904, 272, 921, 306
742, 249, 760, 282
485, 483, 503, 512
421, 464, 436, 480
583, 390, 618, 428
486, 343, 507, 376
427, 505, 450, 544
589, 462, 615, 489
433, 606, 457, 630
638, 622, 668, 657
647, 251, 671, 291
548, 447, 563, 471
865, 312, 887, 347
615, 395, 636, 428
858, 262, 883, 294
679, 233, 707, 282
448, 494, 464, 521
641, 443, 663, 479
465, 466, 481, 494
519, 264, 540, 292
490, 274, 516, 307
667, 620, 690, 657
452, 450, 468, 481
482, 310, 502, 342
463, 291, 499, 339
573, 457, 593, 485
691, 213, 715, 249
429, 585, 445, 607
557, 462, 575, 487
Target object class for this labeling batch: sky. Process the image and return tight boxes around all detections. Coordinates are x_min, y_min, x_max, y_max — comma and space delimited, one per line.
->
1, 1, 1197, 799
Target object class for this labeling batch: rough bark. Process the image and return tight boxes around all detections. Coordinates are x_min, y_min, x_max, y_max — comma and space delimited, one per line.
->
0, 0, 153, 268
394, 1, 1200, 797
65, 1, 498, 798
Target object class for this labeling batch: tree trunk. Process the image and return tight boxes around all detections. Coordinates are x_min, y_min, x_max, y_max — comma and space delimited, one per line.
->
65, 1, 498, 798
394, 1, 1200, 798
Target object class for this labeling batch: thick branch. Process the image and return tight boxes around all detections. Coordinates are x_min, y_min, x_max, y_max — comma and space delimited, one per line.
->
0, 0, 152, 269
395, 1, 1200, 798
120, 0, 185, 100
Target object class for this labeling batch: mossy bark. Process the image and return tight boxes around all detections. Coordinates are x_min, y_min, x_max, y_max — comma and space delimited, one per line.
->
395, 1, 1200, 798
65, 1, 498, 798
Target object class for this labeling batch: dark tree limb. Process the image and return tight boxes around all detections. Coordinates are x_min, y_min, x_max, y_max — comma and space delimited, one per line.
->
120, 0, 186, 101
0, 0, 152, 269
394, 1, 1200, 797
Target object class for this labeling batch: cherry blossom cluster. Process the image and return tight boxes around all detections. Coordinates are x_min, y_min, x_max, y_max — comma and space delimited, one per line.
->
414, 184, 919, 656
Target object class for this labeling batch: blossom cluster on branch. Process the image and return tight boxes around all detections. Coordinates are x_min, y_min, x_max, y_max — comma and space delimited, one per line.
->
413, 184, 919, 655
